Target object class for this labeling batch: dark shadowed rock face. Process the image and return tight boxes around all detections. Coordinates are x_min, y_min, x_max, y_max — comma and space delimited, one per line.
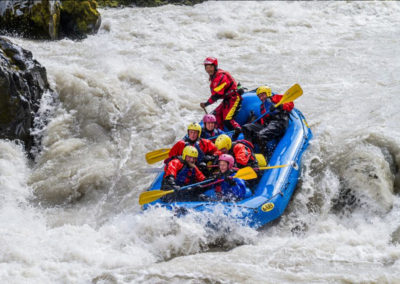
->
0, 0, 101, 40
0, 37, 55, 155
59, 0, 101, 39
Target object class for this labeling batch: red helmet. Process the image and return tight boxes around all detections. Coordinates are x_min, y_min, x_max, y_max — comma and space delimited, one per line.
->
203, 57, 218, 68
219, 154, 234, 169
203, 114, 217, 123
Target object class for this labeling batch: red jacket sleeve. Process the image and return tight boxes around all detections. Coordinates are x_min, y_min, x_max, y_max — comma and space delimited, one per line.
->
233, 143, 251, 166
168, 140, 185, 159
164, 159, 184, 178
194, 167, 206, 182
271, 94, 294, 111
200, 139, 220, 156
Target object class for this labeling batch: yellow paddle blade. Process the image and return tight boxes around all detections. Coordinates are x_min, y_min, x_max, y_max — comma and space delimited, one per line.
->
234, 167, 258, 180
255, 153, 267, 167
275, 83, 303, 108
145, 148, 171, 164
259, 164, 289, 170
139, 189, 174, 205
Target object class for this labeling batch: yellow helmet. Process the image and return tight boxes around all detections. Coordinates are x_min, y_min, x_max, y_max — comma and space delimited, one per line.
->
215, 134, 232, 151
256, 86, 272, 97
182, 146, 198, 160
187, 122, 202, 137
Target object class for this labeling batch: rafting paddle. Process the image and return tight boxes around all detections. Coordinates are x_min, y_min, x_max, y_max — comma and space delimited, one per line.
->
138, 167, 257, 205
258, 164, 289, 170
145, 148, 170, 164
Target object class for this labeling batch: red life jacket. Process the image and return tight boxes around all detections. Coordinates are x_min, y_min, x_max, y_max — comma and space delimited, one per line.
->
207, 69, 240, 104
230, 140, 258, 168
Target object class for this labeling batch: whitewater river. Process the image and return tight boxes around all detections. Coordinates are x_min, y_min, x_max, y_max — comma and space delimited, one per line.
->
1, 1, 400, 283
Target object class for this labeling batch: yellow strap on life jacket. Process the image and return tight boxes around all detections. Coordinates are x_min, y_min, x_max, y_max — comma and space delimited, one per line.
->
213, 82, 227, 92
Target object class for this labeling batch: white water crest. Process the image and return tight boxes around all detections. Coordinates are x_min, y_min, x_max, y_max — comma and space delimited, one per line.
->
2, 1, 400, 282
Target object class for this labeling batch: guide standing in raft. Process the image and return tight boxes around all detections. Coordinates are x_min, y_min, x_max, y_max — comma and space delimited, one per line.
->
200, 57, 242, 138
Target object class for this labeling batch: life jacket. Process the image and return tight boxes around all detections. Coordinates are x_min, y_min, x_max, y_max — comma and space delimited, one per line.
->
164, 137, 206, 165
213, 170, 247, 199
175, 157, 197, 186
259, 98, 273, 125
201, 128, 223, 141
184, 138, 205, 163
260, 95, 294, 125
231, 140, 258, 168
209, 69, 240, 100
214, 170, 234, 193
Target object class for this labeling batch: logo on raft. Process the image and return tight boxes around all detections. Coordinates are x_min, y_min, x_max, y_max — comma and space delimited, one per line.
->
261, 202, 274, 212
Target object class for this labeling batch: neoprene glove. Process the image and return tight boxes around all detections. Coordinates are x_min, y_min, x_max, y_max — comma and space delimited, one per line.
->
269, 105, 276, 112
165, 176, 180, 190
198, 162, 207, 171
173, 185, 181, 191
232, 127, 241, 140
204, 155, 218, 163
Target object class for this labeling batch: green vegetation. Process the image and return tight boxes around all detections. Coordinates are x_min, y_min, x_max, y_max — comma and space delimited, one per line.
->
96, 0, 205, 8
0, 0, 100, 40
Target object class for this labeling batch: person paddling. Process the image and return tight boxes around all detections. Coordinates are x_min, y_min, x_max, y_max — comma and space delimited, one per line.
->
200, 57, 242, 138
165, 122, 220, 166
162, 146, 206, 202
203, 154, 251, 201
242, 86, 294, 157
214, 134, 258, 170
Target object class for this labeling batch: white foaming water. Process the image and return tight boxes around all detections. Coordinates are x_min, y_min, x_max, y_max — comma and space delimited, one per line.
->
2, 1, 400, 282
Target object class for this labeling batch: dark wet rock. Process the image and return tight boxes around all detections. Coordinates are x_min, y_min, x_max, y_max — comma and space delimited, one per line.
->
97, 0, 204, 8
392, 226, 400, 245
0, 0, 101, 40
331, 186, 360, 216
0, 37, 55, 155
59, 0, 101, 39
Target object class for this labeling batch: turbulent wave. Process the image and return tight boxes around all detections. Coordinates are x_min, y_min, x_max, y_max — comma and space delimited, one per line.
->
1, 1, 400, 283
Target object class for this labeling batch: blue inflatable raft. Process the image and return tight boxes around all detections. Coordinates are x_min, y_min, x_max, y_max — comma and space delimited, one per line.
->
142, 90, 312, 229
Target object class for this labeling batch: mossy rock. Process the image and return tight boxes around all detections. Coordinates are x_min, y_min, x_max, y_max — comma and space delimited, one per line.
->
0, 0, 61, 39
0, 0, 101, 40
60, 0, 101, 39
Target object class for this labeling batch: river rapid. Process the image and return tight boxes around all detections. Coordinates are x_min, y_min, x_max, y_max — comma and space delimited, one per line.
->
1, 1, 400, 283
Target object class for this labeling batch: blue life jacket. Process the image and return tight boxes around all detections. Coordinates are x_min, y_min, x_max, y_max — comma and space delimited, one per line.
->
201, 128, 224, 141
176, 159, 197, 186
259, 98, 274, 125
210, 171, 250, 199
183, 136, 205, 163
219, 177, 247, 198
